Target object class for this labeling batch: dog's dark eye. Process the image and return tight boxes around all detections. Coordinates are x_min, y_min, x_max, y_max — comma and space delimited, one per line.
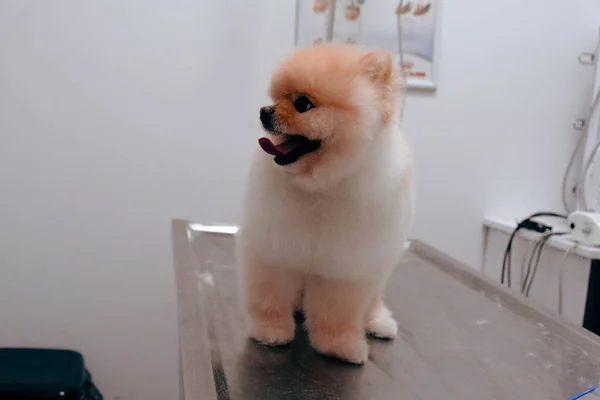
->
293, 96, 314, 113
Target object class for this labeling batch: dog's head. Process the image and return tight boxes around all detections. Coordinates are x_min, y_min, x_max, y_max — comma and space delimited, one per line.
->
258, 43, 402, 189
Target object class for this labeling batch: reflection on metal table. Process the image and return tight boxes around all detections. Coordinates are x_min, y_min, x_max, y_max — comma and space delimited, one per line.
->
172, 220, 600, 400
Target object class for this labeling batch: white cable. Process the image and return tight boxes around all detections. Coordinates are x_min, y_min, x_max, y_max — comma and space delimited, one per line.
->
581, 139, 600, 210
577, 89, 600, 211
521, 240, 536, 290
562, 132, 585, 213
558, 242, 577, 316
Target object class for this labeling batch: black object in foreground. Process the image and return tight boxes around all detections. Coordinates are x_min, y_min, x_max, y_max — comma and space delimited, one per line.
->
0, 348, 103, 400
584, 259, 600, 336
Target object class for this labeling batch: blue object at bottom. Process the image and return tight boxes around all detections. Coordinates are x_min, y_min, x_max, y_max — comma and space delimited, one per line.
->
567, 384, 600, 400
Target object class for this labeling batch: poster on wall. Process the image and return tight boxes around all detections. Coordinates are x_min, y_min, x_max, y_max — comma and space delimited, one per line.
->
295, 0, 440, 89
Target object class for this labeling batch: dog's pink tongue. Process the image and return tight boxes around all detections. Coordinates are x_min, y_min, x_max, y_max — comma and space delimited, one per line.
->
258, 137, 301, 156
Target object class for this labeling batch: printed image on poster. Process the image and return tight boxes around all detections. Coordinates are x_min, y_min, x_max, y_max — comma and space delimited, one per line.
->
295, 0, 440, 89
396, 1, 438, 88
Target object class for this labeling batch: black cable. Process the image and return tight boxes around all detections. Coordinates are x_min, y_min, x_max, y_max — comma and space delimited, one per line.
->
501, 212, 566, 287
521, 236, 544, 293
523, 231, 569, 296
502, 212, 566, 287
502, 212, 567, 287
502, 229, 518, 287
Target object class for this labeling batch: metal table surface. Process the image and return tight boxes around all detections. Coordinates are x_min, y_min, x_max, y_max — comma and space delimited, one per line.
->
172, 220, 600, 400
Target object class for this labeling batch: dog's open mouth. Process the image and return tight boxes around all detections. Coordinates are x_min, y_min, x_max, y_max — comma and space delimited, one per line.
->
258, 135, 321, 166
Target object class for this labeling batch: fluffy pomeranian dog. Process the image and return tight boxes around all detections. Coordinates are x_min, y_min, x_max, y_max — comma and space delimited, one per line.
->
236, 43, 414, 364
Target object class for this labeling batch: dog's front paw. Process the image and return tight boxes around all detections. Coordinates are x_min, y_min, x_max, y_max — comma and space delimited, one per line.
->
250, 322, 295, 347
366, 313, 398, 340
310, 331, 369, 364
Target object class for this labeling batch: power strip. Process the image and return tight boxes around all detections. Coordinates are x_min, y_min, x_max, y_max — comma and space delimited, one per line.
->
568, 211, 600, 246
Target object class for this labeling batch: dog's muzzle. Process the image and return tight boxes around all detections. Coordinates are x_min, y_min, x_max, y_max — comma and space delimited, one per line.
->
260, 106, 276, 132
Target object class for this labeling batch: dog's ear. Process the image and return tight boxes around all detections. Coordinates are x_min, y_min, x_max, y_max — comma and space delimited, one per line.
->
360, 50, 393, 85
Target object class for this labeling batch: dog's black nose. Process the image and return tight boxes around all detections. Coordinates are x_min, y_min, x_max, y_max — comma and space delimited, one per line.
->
260, 106, 275, 126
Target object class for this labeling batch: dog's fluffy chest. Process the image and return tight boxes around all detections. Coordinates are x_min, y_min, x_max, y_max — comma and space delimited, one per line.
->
274, 180, 393, 238
240, 141, 412, 281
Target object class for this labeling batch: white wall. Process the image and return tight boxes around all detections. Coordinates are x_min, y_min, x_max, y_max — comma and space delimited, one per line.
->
0, 1, 293, 399
406, 0, 600, 268
1, 1, 599, 399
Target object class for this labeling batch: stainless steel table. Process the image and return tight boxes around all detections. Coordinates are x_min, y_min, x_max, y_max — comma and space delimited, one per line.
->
172, 220, 600, 400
